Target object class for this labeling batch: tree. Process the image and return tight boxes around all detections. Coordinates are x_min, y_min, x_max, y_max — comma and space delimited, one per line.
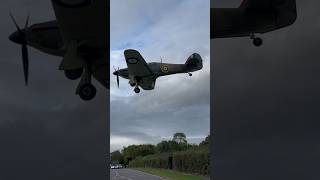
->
156, 140, 170, 153
111, 150, 124, 164
199, 134, 210, 147
122, 144, 156, 163
172, 132, 187, 144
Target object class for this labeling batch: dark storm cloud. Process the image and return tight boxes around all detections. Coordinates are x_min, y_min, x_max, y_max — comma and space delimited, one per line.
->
0, 1, 108, 179
212, 0, 320, 179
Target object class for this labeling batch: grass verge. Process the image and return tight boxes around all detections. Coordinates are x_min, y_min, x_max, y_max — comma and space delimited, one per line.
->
133, 168, 208, 180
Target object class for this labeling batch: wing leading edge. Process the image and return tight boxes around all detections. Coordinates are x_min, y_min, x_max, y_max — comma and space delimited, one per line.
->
124, 49, 153, 77
124, 49, 155, 90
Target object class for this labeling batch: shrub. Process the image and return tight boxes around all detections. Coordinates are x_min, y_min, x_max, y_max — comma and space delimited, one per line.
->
129, 153, 171, 169
129, 149, 210, 175
172, 149, 210, 175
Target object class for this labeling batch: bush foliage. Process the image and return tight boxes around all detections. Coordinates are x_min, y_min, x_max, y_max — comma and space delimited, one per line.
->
129, 148, 209, 175
113, 133, 210, 175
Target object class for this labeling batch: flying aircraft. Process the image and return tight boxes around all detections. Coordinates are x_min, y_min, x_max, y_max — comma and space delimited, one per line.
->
9, 0, 109, 101
211, 0, 297, 46
113, 49, 203, 93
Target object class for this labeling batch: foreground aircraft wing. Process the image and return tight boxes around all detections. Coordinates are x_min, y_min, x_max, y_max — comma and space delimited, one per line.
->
51, 0, 109, 88
211, 0, 297, 38
50, 0, 108, 49
139, 77, 156, 90
124, 49, 153, 77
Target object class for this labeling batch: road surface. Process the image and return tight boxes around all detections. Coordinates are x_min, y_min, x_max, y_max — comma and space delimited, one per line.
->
110, 169, 164, 180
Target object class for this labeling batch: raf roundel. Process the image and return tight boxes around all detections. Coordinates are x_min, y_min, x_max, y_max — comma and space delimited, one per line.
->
127, 58, 138, 64
160, 64, 169, 73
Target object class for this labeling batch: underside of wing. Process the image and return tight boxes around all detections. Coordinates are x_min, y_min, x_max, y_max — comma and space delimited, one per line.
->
51, 0, 108, 49
124, 49, 153, 77
92, 57, 109, 89
139, 77, 156, 90
211, 0, 297, 38
240, 0, 272, 9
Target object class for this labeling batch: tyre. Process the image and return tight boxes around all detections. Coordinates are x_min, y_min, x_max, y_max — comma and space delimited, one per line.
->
64, 68, 83, 80
79, 83, 96, 101
253, 37, 263, 47
134, 87, 140, 93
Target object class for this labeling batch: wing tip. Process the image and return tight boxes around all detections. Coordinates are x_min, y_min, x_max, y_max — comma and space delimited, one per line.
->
124, 49, 139, 54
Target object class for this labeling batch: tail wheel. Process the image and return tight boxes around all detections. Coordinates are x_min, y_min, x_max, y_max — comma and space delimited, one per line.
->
79, 83, 96, 101
134, 87, 140, 93
253, 37, 263, 47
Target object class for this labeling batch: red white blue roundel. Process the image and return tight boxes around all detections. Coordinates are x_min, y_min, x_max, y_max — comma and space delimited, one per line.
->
127, 58, 138, 64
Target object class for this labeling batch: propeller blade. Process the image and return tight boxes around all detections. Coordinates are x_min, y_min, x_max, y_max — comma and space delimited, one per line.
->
9, 13, 30, 86
117, 67, 119, 88
21, 43, 29, 86
116, 74, 119, 88
9, 13, 21, 32
24, 14, 30, 29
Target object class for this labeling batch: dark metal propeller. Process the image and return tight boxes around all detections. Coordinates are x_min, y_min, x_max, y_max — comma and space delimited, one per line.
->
9, 13, 30, 86
113, 66, 120, 88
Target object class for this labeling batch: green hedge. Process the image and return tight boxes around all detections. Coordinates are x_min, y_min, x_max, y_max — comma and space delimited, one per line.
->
129, 149, 210, 175
129, 153, 170, 169
172, 149, 209, 175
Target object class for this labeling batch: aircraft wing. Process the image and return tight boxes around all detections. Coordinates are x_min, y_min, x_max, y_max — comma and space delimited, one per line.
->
124, 49, 153, 77
139, 77, 156, 90
211, 0, 297, 38
239, 0, 290, 9
50, 0, 108, 49
92, 57, 109, 88
51, 0, 109, 89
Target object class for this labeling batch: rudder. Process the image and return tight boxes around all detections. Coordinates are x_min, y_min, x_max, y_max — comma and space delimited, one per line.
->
185, 53, 203, 72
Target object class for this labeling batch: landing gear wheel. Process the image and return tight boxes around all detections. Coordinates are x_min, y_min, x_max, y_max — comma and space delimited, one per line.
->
79, 83, 96, 101
134, 87, 140, 93
188, 73, 192, 77
130, 82, 136, 87
253, 37, 263, 47
64, 68, 83, 80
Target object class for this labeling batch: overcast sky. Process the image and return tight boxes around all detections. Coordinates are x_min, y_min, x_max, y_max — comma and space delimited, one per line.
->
0, 1, 108, 179
212, 0, 320, 179
110, 0, 210, 152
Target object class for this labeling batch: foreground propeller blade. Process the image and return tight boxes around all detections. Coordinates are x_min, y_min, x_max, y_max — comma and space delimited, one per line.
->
116, 73, 119, 88
9, 13, 21, 32
24, 14, 30, 29
9, 13, 30, 86
21, 44, 29, 85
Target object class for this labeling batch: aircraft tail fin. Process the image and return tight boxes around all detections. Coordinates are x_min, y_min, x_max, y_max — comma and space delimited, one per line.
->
185, 53, 203, 72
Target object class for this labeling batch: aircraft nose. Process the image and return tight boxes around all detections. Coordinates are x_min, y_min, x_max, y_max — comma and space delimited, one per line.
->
9, 31, 23, 44
113, 71, 118, 75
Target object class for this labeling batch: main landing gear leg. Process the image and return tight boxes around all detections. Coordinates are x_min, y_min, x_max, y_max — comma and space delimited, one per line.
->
129, 81, 136, 87
76, 65, 96, 101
